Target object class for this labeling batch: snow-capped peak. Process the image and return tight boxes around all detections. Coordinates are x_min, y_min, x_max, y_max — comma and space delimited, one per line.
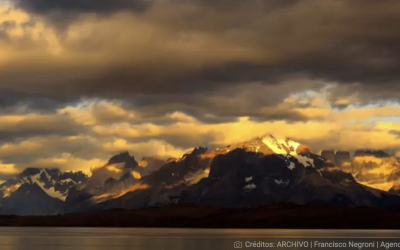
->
0, 168, 87, 202
261, 134, 300, 155
262, 134, 315, 170
27, 170, 66, 201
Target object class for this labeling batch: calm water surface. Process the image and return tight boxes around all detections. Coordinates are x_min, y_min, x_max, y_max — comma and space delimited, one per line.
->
0, 227, 399, 250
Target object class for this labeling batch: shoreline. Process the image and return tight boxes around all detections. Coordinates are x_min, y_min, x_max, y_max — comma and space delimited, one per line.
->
0, 204, 400, 229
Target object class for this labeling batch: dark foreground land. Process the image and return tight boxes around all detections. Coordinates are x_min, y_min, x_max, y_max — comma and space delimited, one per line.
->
0, 204, 399, 229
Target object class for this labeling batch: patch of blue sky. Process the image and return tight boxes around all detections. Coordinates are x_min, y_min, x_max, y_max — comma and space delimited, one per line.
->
344, 116, 400, 125
367, 116, 400, 123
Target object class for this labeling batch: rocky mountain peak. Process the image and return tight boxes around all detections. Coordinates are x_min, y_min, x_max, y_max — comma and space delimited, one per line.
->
107, 151, 139, 169
21, 168, 44, 177
0, 168, 89, 215
7, 134, 400, 215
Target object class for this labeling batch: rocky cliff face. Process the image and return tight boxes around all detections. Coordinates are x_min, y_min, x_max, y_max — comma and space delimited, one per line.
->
107, 152, 139, 169
65, 152, 166, 213
84, 152, 144, 195
179, 151, 395, 208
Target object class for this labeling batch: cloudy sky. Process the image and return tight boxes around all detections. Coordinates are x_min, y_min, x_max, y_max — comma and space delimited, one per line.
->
1, 0, 400, 178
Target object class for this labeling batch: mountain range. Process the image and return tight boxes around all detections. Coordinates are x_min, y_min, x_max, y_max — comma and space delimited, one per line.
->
0, 168, 87, 215
2, 134, 400, 215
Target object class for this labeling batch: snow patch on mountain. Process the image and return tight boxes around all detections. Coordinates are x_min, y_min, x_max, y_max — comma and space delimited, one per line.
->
244, 183, 256, 190
274, 179, 289, 186
262, 134, 315, 169
184, 168, 210, 185
0, 169, 87, 204
43, 169, 51, 180
262, 135, 298, 155
60, 178, 76, 185
288, 161, 296, 170
20, 170, 66, 200
29, 172, 66, 201
296, 155, 314, 168
1, 183, 22, 198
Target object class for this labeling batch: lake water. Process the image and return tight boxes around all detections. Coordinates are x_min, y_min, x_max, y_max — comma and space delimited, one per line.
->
0, 227, 400, 250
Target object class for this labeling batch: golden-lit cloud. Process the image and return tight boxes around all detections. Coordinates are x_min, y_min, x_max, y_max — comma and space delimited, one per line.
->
0, 162, 19, 175
131, 171, 141, 179
0, 98, 400, 178
27, 153, 106, 175
3, 1, 400, 179
102, 138, 189, 159
106, 164, 123, 173
59, 100, 136, 125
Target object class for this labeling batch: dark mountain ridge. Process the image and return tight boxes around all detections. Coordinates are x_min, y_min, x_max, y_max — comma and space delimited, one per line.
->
76, 135, 400, 213
0, 168, 88, 215
3, 134, 400, 215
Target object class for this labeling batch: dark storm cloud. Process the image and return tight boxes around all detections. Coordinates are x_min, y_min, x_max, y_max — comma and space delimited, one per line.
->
12, 0, 300, 19
0, 114, 88, 142
14, 0, 151, 15
122, 95, 310, 123
117, 79, 324, 122
157, 0, 400, 101
0, 92, 80, 114
4, 0, 400, 114
0, 136, 103, 164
